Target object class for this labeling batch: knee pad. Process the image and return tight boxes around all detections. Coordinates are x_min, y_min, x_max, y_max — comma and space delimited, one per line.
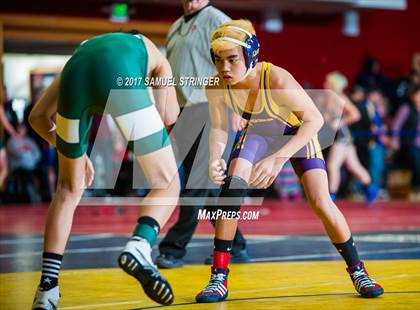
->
217, 176, 248, 213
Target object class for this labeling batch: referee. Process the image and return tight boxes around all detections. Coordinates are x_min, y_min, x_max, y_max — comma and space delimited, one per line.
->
156, 0, 250, 268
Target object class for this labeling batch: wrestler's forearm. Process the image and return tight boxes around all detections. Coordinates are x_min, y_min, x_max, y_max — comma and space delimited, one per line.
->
209, 128, 228, 161
275, 120, 323, 159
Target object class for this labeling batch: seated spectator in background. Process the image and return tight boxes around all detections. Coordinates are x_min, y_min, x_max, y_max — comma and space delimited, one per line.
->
391, 86, 420, 201
6, 122, 41, 203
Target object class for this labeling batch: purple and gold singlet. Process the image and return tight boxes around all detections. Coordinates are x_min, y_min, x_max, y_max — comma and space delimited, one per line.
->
225, 62, 326, 178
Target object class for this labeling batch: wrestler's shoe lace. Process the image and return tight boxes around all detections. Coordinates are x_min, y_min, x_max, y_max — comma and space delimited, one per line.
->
347, 261, 384, 298
196, 267, 229, 303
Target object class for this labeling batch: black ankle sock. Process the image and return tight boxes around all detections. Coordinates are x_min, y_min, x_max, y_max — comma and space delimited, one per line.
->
40, 252, 63, 290
214, 238, 233, 253
333, 236, 360, 267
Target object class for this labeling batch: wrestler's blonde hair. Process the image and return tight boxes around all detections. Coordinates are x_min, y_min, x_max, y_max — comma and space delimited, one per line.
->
210, 19, 256, 54
326, 71, 348, 93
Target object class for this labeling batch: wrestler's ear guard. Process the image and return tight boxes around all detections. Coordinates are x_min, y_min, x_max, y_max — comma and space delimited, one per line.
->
210, 25, 259, 71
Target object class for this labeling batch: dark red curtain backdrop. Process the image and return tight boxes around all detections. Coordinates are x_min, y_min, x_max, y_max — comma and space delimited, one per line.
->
253, 0, 420, 87
2, 1, 418, 87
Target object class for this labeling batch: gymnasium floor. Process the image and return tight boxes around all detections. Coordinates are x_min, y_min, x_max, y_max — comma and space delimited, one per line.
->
1, 200, 419, 309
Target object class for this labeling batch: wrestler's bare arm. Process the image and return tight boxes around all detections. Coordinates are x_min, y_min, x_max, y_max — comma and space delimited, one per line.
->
207, 83, 229, 162
270, 66, 324, 158
143, 36, 180, 126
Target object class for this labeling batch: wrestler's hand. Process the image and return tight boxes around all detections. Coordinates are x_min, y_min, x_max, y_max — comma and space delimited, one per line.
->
209, 158, 227, 185
231, 113, 248, 132
249, 155, 286, 189
84, 155, 95, 187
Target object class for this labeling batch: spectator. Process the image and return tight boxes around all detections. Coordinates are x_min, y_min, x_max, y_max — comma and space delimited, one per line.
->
156, 0, 250, 269
366, 88, 391, 195
391, 86, 420, 200
6, 122, 41, 203
356, 58, 391, 99
24, 103, 54, 202
393, 53, 420, 111
322, 72, 376, 203
395, 69, 420, 109
350, 86, 370, 168
0, 86, 18, 199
